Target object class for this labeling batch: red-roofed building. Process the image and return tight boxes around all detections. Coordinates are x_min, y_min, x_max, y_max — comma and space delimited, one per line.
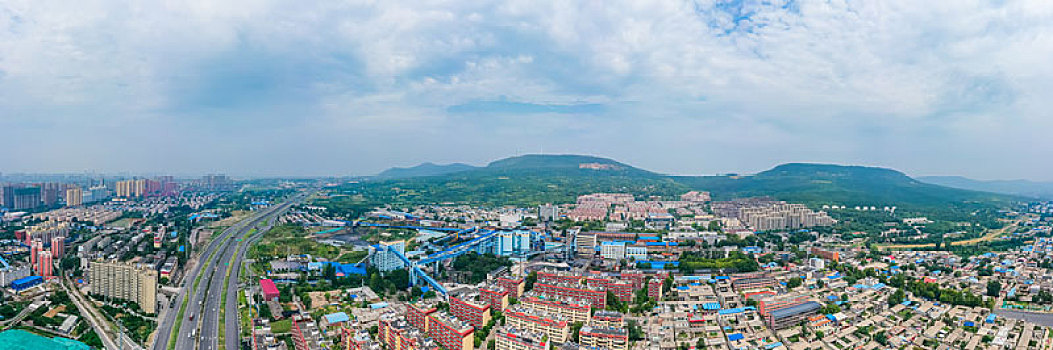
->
261, 279, 280, 301
408, 303, 438, 331
480, 285, 510, 311
496, 276, 525, 297
647, 278, 664, 300
533, 282, 606, 309
450, 292, 492, 328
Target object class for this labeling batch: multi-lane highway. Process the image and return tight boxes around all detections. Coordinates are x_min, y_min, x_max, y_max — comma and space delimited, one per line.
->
154, 192, 306, 350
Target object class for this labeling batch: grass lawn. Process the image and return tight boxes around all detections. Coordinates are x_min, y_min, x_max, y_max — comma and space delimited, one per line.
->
270, 319, 292, 334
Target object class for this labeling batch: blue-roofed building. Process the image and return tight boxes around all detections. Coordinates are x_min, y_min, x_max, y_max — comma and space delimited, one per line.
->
986, 314, 996, 324
718, 308, 745, 315
638, 261, 679, 269
330, 262, 368, 276
322, 312, 350, 328
727, 333, 744, 341
11, 276, 43, 291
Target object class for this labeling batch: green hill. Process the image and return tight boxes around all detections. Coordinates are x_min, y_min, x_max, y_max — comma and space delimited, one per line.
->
483, 154, 654, 175
351, 155, 1021, 212
376, 162, 478, 179
358, 154, 681, 206
674, 163, 1019, 210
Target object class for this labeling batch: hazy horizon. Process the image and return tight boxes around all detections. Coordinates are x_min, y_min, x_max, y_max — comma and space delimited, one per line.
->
3, 1, 1053, 180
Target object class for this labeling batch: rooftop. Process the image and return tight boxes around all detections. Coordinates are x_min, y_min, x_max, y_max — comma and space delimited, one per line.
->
769, 301, 821, 320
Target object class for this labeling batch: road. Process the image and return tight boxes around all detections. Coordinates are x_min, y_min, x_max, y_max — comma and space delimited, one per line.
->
224, 213, 279, 350
153, 192, 306, 350
61, 276, 143, 350
0, 296, 38, 329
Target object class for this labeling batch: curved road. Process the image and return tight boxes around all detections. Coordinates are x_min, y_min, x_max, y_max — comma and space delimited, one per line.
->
154, 192, 307, 350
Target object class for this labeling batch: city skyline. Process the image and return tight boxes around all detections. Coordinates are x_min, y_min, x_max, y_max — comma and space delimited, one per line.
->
3, 1, 1053, 180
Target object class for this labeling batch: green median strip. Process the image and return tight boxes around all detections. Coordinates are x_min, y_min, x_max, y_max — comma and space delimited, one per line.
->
169, 229, 232, 350
219, 243, 237, 350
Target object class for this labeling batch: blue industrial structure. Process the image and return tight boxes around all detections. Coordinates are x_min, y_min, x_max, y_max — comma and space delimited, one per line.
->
360, 224, 552, 297
11, 276, 43, 291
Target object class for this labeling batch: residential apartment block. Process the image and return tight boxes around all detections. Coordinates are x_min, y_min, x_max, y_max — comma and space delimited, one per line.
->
88, 260, 158, 314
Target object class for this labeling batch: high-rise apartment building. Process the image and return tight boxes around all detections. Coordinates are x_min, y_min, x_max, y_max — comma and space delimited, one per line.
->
51, 236, 65, 258
88, 260, 158, 314
22, 221, 71, 246
65, 187, 83, 207
30, 240, 43, 268
538, 204, 559, 222
40, 183, 62, 206
1, 186, 42, 210
115, 179, 149, 198
35, 251, 53, 277
370, 241, 406, 272
712, 198, 835, 231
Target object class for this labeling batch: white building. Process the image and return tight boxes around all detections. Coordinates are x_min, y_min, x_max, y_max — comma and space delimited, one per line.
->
496, 230, 539, 256
626, 246, 648, 261
538, 204, 559, 222
0, 263, 30, 287
600, 241, 626, 260
370, 240, 406, 272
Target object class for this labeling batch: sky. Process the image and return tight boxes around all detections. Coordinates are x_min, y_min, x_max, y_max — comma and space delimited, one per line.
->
2, 0, 1053, 180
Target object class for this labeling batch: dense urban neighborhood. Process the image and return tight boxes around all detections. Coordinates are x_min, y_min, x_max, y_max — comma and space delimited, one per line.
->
4, 157, 1053, 350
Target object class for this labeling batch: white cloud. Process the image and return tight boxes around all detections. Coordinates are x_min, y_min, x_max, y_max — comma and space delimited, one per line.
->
1, 0, 1052, 179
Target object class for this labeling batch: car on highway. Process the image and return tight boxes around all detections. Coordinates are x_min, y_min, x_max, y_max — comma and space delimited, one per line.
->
189, 313, 194, 321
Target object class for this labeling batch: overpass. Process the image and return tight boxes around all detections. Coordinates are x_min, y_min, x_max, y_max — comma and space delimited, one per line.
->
371, 226, 502, 297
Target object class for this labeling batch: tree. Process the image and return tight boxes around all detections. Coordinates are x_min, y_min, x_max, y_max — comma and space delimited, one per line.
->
787, 277, 803, 290
389, 269, 410, 290
606, 291, 627, 313
888, 289, 905, 307
570, 322, 584, 342
627, 320, 644, 341
819, 303, 841, 315
525, 271, 538, 293
874, 331, 888, 346
987, 280, 1002, 297
323, 263, 337, 281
